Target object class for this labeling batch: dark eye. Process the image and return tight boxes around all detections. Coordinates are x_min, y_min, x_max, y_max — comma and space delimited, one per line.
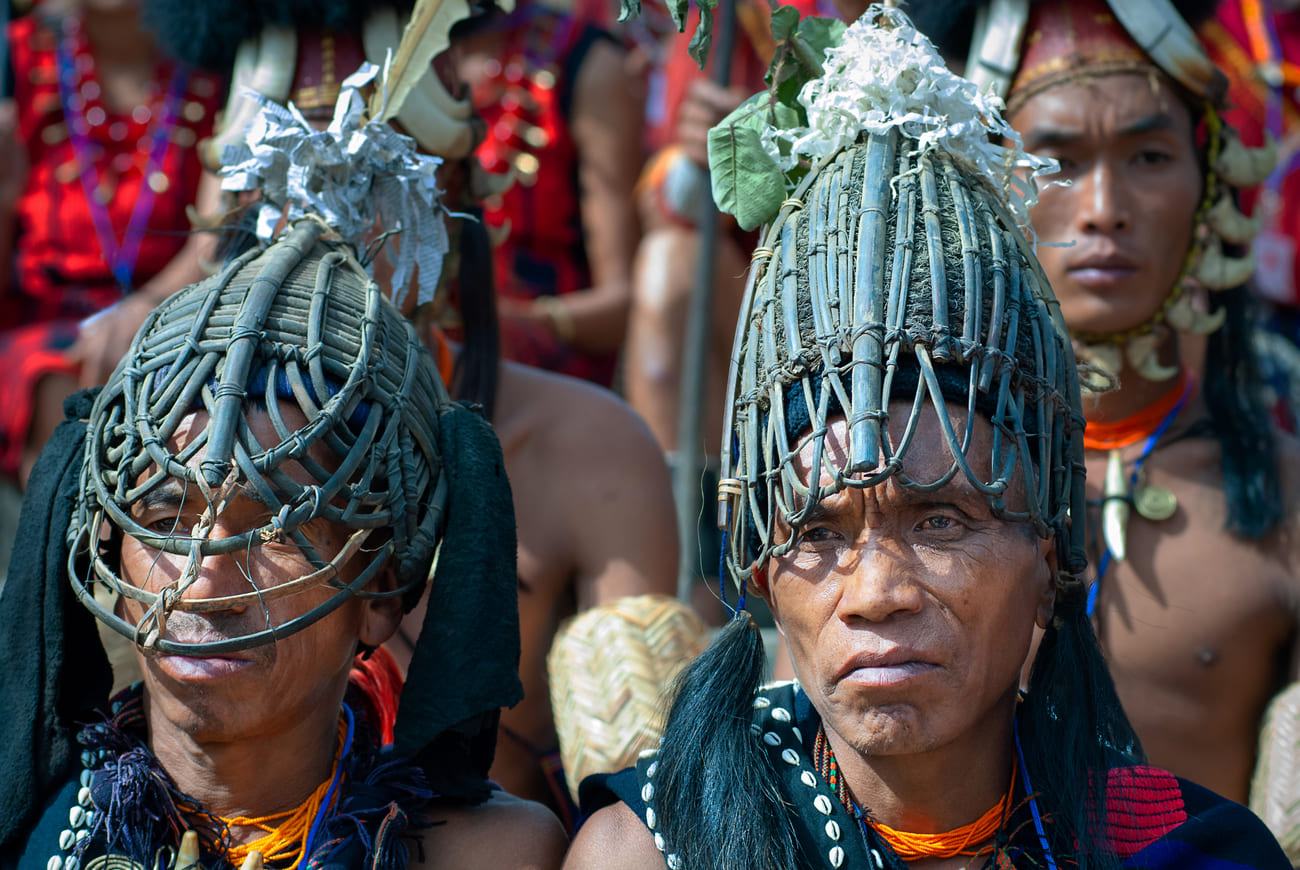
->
795, 526, 840, 547
1135, 149, 1171, 166
146, 516, 182, 534
915, 515, 955, 532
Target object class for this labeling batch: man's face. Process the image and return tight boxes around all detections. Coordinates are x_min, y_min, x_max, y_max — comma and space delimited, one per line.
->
118, 405, 401, 744
763, 402, 1055, 759
1012, 74, 1202, 335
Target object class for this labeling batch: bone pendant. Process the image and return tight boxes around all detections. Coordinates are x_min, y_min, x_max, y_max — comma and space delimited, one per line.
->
175, 831, 201, 870
1127, 333, 1180, 382
1102, 448, 1129, 563
1205, 194, 1261, 245
1086, 343, 1123, 378
1192, 238, 1256, 290
1217, 133, 1278, 189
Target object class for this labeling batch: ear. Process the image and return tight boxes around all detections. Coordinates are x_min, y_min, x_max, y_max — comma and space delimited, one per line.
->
359, 566, 407, 648
1034, 536, 1058, 630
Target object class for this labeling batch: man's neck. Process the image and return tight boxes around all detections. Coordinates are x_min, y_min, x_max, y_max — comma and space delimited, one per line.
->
826, 701, 1017, 836
144, 693, 343, 840
1081, 332, 1184, 425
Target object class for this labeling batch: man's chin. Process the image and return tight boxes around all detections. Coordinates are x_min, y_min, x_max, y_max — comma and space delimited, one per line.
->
824, 704, 933, 756
1057, 290, 1168, 337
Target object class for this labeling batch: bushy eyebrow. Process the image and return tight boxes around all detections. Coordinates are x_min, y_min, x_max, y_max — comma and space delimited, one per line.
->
130, 478, 269, 516
130, 480, 187, 515
790, 479, 989, 525
1023, 112, 1181, 149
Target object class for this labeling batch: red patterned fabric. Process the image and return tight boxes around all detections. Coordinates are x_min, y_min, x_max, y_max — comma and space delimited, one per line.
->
472, 9, 616, 386
1202, 3, 1300, 307
6, 13, 220, 317
0, 12, 221, 478
0, 320, 77, 477
1103, 765, 1189, 859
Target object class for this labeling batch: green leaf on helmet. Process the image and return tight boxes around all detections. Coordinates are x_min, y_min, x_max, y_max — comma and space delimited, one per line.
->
769, 5, 800, 44
793, 16, 846, 71
687, 0, 718, 69
707, 94, 787, 231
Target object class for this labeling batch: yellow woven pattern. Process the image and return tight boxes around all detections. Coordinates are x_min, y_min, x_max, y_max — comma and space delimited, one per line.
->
547, 595, 709, 803
1251, 682, 1300, 866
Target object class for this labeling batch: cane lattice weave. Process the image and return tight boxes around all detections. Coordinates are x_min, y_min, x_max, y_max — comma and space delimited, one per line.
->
548, 595, 710, 803
1251, 682, 1300, 865
68, 219, 451, 655
718, 130, 1088, 588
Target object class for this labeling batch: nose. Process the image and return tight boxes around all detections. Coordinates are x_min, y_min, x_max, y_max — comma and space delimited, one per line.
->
1075, 160, 1130, 233
834, 538, 925, 624
168, 531, 256, 614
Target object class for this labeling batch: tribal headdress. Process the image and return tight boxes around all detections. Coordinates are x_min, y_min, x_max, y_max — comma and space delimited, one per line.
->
646, 8, 1141, 870
0, 7, 523, 842
66, 216, 447, 654
967, 0, 1276, 381
711, 2, 1084, 590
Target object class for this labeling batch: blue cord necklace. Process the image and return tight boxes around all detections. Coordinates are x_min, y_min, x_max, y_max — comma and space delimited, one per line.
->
1087, 372, 1197, 617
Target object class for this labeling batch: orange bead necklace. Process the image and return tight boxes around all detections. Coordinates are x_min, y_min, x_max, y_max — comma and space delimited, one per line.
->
812, 725, 1014, 860
192, 713, 350, 869
1081, 367, 1196, 452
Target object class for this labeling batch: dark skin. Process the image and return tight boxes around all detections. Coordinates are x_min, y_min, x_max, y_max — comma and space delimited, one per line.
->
565, 407, 1056, 870
118, 405, 568, 869
1013, 72, 1300, 802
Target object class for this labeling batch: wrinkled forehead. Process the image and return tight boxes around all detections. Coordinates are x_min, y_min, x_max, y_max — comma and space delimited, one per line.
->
787, 399, 1026, 514
793, 399, 997, 480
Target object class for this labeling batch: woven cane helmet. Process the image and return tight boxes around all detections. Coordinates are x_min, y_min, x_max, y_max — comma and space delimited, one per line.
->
68, 219, 450, 655
716, 4, 1087, 591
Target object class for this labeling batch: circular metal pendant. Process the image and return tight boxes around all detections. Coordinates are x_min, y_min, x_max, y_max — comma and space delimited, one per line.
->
85, 855, 146, 870
1135, 485, 1178, 522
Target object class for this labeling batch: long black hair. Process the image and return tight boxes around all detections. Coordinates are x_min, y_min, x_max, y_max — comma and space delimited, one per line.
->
450, 206, 501, 419
1203, 286, 1283, 538
653, 613, 797, 870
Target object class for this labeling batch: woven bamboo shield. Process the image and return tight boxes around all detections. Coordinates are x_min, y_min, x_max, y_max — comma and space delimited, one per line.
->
548, 595, 710, 803
1251, 682, 1300, 866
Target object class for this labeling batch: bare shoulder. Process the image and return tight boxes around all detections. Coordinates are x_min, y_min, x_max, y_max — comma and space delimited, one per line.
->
495, 361, 666, 472
413, 792, 569, 870
562, 803, 666, 870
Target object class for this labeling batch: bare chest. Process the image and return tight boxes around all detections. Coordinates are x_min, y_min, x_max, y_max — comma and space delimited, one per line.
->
1083, 445, 1293, 691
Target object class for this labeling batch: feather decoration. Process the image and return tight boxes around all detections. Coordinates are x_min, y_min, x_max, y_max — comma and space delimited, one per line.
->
370, 0, 472, 124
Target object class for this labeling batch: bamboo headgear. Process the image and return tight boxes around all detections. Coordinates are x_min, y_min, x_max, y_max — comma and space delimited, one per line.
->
715, 5, 1087, 589
67, 219, 449, 654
